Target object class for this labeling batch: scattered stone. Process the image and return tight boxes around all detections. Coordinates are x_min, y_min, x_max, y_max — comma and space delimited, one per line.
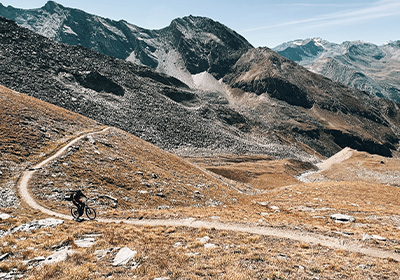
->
330, 214, 356, 223
334, 231, 354, 236
112, 247, 137, 266
98, 195, 118, 203
260, 212, 269, 216
0, 213, 10, 220
7, 218, 64, 235
362, 233, 386, 241
204, 243, 216, 249
278, 253, 289, 260
270, 206, 280, 211
75, 237, 95, 248
0, 269, 23, 280
197, 236, 210, 244
359, 264, 372, 269
94, 248, 114, 260
42, 248, 77, 265
185, 252, 201, 257
0, 186, 19, 208
173, 242, 183, 247
153, 277, 170, 280
23, 256, 46, 266
157, 205, 171, 210
0, 253, 9, 261
253, 201, 270, 207
372, 235, 386, 241
210, 216, 220, 220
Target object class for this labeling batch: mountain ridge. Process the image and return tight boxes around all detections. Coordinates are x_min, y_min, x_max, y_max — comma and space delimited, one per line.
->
0, 1, 252, 87
1, 6, 400, 159
274, 38, 400, 103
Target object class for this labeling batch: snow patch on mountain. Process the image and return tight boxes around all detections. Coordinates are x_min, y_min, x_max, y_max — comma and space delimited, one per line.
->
62, 25, 77, 36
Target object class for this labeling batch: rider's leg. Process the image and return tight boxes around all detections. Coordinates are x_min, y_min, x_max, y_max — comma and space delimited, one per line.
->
78, 202, 85, 218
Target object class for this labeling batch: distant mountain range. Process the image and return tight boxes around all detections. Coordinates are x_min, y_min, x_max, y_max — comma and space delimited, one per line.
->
274, 38, 400, 104
2, 2, 398, 105
0, 1, 252, 89
1, 1, 400, 159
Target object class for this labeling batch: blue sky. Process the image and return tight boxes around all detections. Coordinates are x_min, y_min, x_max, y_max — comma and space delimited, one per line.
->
1, 0, 399, 47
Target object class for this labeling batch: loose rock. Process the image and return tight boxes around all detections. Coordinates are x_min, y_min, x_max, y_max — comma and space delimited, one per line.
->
330, 214, 356, 223
112, 247, 137, 266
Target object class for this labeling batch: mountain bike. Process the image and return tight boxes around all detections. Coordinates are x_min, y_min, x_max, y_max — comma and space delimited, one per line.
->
70, 201, 96, 220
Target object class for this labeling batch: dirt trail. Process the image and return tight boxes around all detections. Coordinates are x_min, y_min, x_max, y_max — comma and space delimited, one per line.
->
17, 128, 400, 262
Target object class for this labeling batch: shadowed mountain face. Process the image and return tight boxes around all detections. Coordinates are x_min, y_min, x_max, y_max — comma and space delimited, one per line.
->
0, 1, 252, 87
0, 16, 314, 160
223, 47, 400, 157
1, 7, 400, 159
274, 38, 400, 104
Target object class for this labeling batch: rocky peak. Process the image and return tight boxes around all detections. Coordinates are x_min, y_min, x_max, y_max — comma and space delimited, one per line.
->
43, 1, 64, 12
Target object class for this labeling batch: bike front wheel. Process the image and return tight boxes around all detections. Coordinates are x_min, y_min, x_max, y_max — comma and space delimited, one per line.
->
71, 207, 79, 219
85, 207, 96, 220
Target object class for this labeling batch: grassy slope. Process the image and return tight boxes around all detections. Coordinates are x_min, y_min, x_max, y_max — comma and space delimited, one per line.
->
1, 85, 400, 279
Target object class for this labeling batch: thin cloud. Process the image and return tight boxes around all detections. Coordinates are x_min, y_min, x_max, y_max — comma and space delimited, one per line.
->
270, 3, 370, 8
242, 0, 400, 33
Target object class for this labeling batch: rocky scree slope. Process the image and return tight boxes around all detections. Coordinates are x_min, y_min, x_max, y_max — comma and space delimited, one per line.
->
0, 1, 253, 88
1, 16, 400, 158
0, 17, 316, 160
274, 38, 400, 104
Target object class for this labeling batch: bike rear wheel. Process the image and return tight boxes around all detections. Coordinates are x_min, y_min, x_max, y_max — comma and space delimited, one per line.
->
71, 207, 79, 219
85, 207, 96, 220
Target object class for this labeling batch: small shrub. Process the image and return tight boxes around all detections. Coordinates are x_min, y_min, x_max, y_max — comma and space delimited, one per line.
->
0, 263, 11, 273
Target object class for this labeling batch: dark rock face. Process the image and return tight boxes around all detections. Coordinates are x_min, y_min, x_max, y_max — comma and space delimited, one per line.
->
0, 2, 252, 86
160, 16, 253, 78
232, 77, 313, 108
277, 40, 325, 62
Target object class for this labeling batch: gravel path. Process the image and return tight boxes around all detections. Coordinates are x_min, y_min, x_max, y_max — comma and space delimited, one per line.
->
17, 128, 400, 262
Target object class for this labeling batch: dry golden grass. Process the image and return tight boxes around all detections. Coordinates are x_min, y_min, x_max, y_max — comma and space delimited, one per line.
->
0, 220, 390, 279
29, 127, 243, 217
187, 155, 317, 190
2, 85, 400, 278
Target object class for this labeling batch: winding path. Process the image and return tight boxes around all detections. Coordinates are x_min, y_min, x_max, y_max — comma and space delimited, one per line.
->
17, 127, 400, 262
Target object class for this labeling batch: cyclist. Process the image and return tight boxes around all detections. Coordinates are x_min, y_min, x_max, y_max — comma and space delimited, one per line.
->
72, 189, 87, 221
